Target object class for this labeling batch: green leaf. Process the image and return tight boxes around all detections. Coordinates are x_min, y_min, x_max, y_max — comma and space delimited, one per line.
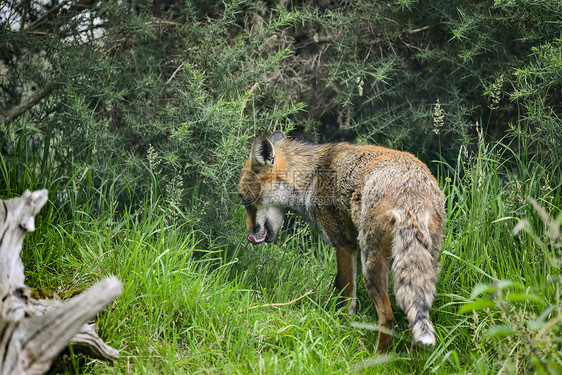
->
470, 283, 496, 299
459, 298, 495, 314
527, 306, 555, 330
496, 280, 524, 291
546, 362, 562, 375
528, 356, 562, 375
486, 325, 518, 338
507, 292, 544, 305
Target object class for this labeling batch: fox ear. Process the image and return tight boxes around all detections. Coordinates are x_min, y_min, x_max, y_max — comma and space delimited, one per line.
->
251, 136, 275, 169
268, 131, 286, 143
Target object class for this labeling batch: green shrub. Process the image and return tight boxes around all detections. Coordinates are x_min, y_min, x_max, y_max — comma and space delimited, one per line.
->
460, 200, 561, 374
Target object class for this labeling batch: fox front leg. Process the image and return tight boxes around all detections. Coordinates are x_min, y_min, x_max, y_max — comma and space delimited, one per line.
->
334, 244, 358, 314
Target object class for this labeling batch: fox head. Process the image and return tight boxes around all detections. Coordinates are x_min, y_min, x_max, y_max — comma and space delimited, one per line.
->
239, 131, 288, 245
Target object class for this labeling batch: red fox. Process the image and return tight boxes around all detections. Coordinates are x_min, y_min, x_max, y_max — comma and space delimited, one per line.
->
239, 131, 445, 352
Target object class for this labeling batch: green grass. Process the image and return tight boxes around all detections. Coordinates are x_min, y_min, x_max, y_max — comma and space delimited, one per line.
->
8, 136, 561, 374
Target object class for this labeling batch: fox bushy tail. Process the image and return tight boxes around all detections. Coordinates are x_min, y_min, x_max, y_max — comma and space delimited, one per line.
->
391, 208, 438, 346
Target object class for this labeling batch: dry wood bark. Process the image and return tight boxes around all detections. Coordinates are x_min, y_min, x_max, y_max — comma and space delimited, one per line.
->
0, 190, 121, 375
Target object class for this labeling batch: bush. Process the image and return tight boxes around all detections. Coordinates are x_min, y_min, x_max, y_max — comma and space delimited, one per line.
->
435, 129, 561, 373
460, 200, 561, 374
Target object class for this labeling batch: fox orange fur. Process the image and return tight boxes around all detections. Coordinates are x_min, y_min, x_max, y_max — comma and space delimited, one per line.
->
239, 131, 445, 352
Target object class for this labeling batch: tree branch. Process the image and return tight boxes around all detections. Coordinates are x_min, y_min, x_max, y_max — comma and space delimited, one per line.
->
19, 0, 31, 32
0, 79, 58, 127
26, 0, 93, 33
0, 190, 122, 374
25, 0, 70, 31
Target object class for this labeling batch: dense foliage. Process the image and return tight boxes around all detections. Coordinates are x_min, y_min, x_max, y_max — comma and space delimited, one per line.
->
2, 0, 561, 205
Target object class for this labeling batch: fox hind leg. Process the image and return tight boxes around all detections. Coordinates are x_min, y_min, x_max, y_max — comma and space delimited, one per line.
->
361, 246, 394, 353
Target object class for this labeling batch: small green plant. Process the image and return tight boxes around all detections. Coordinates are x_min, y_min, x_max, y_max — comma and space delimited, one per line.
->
460, 199, 561, 374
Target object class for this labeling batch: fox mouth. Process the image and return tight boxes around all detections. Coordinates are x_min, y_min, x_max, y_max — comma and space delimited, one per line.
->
247, 222, 276, 244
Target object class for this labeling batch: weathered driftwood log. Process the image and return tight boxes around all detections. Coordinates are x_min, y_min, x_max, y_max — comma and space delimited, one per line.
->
0, 190, 122, 375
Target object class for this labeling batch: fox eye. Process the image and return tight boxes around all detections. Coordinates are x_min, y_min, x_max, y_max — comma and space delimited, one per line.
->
242, 197, 252, 207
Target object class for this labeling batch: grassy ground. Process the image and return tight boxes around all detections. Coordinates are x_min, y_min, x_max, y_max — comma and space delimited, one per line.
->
14, 139, 562, 374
